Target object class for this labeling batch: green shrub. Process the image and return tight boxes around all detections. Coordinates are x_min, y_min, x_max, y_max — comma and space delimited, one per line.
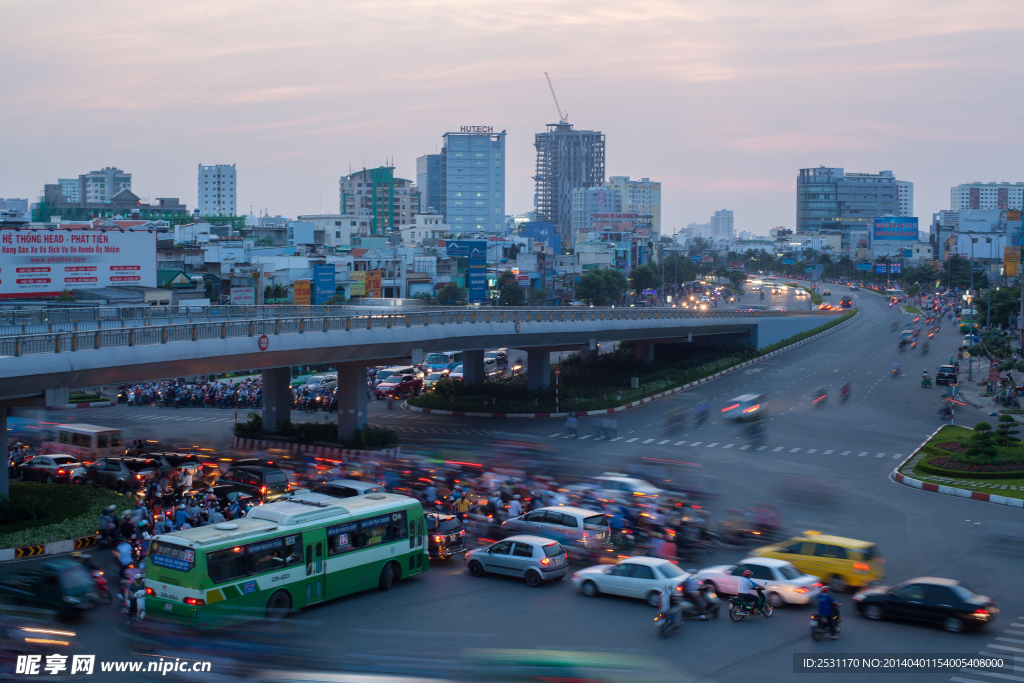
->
759, 311, 855, 354
232, 411, 397, 449
0, 482, 131, 547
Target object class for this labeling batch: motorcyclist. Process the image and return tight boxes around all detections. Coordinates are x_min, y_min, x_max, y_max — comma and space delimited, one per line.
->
682, 573, 707, 620
817, 585, 839, 639
737, 569, 764, 612
98, 505, 117, 543
657, 584, 684, 627
694, 401, 709, 423
891, 362, 901, 377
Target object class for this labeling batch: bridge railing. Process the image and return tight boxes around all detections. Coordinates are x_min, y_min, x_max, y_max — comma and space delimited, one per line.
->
0, 307, 844, 358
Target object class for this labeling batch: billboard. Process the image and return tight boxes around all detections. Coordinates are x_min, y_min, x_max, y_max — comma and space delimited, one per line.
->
890, 263, 901, 274
940, 211, 959, 227
874, 264, 888, 273
365, 270, 382, 297
959, 209, 1010, 233
856, 263, 872, 271
447, 240, 488, 302
872, 217, 918, 241
781, 258, 794, 265
231, 286, 256, 305
312, 264, 336, 304
350, 272, 365, 296
728, 262, 744, 271
1005, 246, 1020, 277
294, 279, 311, 305
0, 226, 156, 298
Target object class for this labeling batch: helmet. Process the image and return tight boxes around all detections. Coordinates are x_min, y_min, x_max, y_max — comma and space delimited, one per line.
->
104, 505, 117, 514
820, 585, 830, 594
133, 573, 143, 583
743, 570, 752, 578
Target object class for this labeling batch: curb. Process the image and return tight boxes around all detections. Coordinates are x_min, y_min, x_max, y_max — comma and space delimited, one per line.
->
405, 310, 858, 419
890, 425, 1024, 509
0, 533, 103, 564
229, 437, 400, 461
46, 401, 116, 410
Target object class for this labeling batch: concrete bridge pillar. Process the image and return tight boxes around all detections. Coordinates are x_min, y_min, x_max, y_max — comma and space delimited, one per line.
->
527, 349, 550, 390
336, 365, 368, 440
45, 387, 69, 406
463, 349, 486, 385
261, 367, 292, 431
635, 342, 655, 364
0, 408, 7, 498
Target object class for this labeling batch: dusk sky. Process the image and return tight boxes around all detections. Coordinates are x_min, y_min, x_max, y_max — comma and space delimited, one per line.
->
3, 0, 1023, 234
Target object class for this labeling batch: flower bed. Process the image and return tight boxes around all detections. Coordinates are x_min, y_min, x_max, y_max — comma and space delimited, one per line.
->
928, 456, 1024, 473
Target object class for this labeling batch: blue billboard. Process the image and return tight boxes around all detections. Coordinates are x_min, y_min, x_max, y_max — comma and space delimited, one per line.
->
855, 263, 872, 271
890, 263, 901, 274
872, 216, 918, 241
522, 221, 562, 254
312, 264, 336, 304
874, 263, 888, 273
781, 258, 795, 265
447, 240, 488, 302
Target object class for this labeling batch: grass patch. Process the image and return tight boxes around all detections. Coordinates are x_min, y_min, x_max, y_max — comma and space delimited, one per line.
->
758, 311, 855, 355
0, 482, 132, 548
231, 412, 398, 448
903, 425, 1024, 499
903, 305, 922, 314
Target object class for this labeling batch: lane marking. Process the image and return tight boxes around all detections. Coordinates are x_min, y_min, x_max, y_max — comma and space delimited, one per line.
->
723, 443, 734, 449
773, 447, 784, 452
824, 449, 834, 454
690, 441, 702, 446
673, 441, 686, 446
626, 438, 639, 443
757, 446, 767, 451
642, 438, 655, 444
579, 435, 592, 440
707, 443, 718, 447
893, 453, 903, 459
790, 448, 801, 453
806, 449, 817, 453
875, 452, 885, 458
858, 451, 868, 457
611, 437, 623, 442
657, 439, 671, 445
841, 450, 851, 455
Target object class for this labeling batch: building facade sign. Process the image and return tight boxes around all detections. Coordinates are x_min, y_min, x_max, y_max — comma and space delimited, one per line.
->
459, 126, 493, 133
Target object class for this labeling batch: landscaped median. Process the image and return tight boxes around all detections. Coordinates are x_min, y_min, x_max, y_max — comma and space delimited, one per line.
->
892, 423, 1024, 507
406, 309, 858, 418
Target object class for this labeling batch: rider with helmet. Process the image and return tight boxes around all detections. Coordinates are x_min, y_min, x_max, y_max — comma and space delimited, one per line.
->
737, 569, 764, 611
817, 585, 839, 639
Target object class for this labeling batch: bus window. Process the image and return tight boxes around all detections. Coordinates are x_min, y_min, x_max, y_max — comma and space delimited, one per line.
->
110, 432, 123, 448
97, 434, 110, 448
247, 536, 301, 575
71, 433, 92, 448
315, 543, 323, 573
59, 431, 71, 445
389, 512, 408, 542
207, 547, 247, 583
327, 521, 359, 555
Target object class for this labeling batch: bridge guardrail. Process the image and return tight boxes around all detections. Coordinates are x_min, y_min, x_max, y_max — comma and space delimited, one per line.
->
0, 307, 842, 358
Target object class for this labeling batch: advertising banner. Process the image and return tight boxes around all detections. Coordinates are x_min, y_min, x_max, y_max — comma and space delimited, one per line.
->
904, 249, 913, 257
701, 255, 713, 263
231, 286, 256, 305
365, 270, 382, 297
516, 274, 531, 287
872, 217, 919, 241
447, 240, 487, 302
1005, 246, 1020, 277
856, 263, 872, 271
940, 211, 959, 227
350, 272, 366, 296
294, 279, 311, 305
959, 209, 1010, 233
728, 262, 744, 271
781, 258, 795, 265
312, 264, 336, 304
0, 227, 156, 298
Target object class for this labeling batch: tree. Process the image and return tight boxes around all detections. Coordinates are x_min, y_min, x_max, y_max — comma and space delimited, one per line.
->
576, 270, 608, 305
322, 294, 348, 305
976, 286, 1020, 328
629, 265, 659, 294
55, 289, 75, 303
496, 269, 525, 306
436, 282, 467, 306
600, 269, 628, 303
965, 422, 998, 458
253, 236, 275, 247
995, 415, 1021, 446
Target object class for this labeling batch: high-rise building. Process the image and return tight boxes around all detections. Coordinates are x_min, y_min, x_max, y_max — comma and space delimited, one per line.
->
415, 154, 444, 215
796, 167, 900, 252
56, 167, 131, 204
608, 177, 661, 235
439, 128, 505, 234
534, 122, 605, 245
711, 209, 734, 240
0, 198, 28, 213
198, 164, 237, 216
950, 182, 1024, 210
339, 166, 420, 234
686, 221, 712, 239
896, 180, 914, 217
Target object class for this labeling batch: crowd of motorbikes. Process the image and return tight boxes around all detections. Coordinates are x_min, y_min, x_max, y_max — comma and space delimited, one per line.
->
120, 379, 263, 409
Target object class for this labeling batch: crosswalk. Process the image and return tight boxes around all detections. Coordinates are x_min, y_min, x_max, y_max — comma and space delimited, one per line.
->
950, 617, 1024, 683
543, 432, 904, 458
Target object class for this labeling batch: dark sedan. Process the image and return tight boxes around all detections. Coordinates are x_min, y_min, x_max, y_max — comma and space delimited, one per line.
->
853, 577, 997, 633
425, 511, 466, 560
18, 455, 86, 483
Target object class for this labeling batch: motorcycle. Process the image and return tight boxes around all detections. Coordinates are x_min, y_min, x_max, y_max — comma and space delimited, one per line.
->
729, 584, 773, 621
654, 607, 683, 638
810, 603, 842, 641
680, 583, 722, 620
838, 383, 851, 403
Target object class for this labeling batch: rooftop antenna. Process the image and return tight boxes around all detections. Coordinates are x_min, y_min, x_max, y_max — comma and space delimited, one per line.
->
544, 72, 568, 124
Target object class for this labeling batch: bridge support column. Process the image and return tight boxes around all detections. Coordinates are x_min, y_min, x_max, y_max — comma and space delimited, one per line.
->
527, 349, 550, 390
0, 408, 7, 498
336, 365, 367, 440
45, 388, 69, 406
463, 349, 485, 385
635, 342, 655, 364
261, 367, 292, 431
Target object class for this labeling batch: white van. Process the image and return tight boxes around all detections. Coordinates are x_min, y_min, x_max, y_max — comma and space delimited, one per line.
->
43, 424, 126, 463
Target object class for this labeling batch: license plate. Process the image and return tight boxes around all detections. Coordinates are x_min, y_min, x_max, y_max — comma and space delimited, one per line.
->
809, 619, 816, 627
447, 535, 457, 542
555, 557, 564, 566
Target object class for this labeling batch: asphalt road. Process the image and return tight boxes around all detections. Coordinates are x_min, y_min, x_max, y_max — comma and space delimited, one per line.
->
12, 287, 1020, 683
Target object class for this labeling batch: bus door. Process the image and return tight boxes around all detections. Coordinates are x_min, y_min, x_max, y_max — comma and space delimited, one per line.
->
304, 540, 325, 604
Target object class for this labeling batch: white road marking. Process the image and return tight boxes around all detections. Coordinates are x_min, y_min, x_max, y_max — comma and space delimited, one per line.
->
642, 438, 655, 444
707, 443, 718, 447
626, 438, 639, 443
841, 450, 851, 455
547, 433, 561, 438
773, 447, 784, 452
756, 446, 767, 451
858, 451, 868, 457
579, 435, 592, 440
790, 448, 801, 453
875, 452, 885, 458
723, 444, 734, 449
673, 441, 686, 446
824, 450, 834, 454
806, 449, 817, 453
893, 453, 903, 459
690, 441, 702, 446
611, 437, 623, 441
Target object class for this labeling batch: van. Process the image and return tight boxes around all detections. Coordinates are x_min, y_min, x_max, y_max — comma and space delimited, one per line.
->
501, 506, 612, 549
423, 351, 463, 373
43, 424, 126, 463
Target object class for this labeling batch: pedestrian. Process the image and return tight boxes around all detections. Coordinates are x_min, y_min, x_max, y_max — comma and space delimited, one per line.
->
566, 413, 579, 438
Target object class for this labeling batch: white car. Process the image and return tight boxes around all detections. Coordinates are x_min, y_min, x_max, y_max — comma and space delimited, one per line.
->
695, 557, 821, 607
572, 556, 688, 607
589, 474, 663, 503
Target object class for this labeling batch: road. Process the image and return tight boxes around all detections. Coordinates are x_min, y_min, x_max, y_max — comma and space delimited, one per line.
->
9, 287, 1019, 683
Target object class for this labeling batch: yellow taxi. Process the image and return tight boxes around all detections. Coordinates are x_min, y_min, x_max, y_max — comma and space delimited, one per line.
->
751, 530, 883, 592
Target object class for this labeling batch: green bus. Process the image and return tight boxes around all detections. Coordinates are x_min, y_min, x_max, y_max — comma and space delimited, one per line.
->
144, 492, 429, 627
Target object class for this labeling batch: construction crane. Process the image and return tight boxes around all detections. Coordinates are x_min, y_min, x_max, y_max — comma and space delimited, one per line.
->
544, 72, 568, 124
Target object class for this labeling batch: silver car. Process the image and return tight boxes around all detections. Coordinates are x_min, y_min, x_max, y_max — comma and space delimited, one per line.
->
464, 535, 569, 587
500, 506, 611, 549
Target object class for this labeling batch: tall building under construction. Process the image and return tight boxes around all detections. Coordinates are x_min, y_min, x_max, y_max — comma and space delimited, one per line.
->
533, 123, 605, 246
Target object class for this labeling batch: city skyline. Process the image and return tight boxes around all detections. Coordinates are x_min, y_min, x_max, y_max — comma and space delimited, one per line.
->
2, 0, 1022, 233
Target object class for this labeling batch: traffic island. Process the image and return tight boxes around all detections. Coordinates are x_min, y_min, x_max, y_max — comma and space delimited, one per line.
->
892, 424, 1024, 508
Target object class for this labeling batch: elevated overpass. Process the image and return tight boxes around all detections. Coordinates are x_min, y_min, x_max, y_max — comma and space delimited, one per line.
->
0, 304, 842, 436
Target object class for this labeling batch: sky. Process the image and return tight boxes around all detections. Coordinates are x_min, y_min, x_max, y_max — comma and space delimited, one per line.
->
2, 0, 1023, 235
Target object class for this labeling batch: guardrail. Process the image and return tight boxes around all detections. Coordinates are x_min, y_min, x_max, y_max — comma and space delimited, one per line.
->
0, 307, 840, 358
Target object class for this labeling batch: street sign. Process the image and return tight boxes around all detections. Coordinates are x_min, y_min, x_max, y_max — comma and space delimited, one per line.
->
554, 368, 561, 377
963, 352, 970, 358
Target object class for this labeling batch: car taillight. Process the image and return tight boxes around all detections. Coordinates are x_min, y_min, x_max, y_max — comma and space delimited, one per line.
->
184, 597, 205, 606
974, 608, 989, 616
434, 536, 443, 543
145, 587, 154, 595
582, 531, 588, 540
540, 558, 550, 566
135, 474, 142, 479
58, 469, 65, 475
260, 486, 267, 494
853, 562, 869, 572
795, 588, 809, 593
459, 529, 465, 536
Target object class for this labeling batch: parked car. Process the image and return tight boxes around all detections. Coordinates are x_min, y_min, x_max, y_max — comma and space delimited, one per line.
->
464, 535, 569, 587
375, 372, 423, 399
695, 557, 821, 607
216, 465, 290, 502
17, 455, 86, 484
572, 557, 688, 607
426, 511, 466, 560
81, 457, 159, 493
308, 479, 385, 498
501, 506, 612, 549
853, 577, 997, 633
